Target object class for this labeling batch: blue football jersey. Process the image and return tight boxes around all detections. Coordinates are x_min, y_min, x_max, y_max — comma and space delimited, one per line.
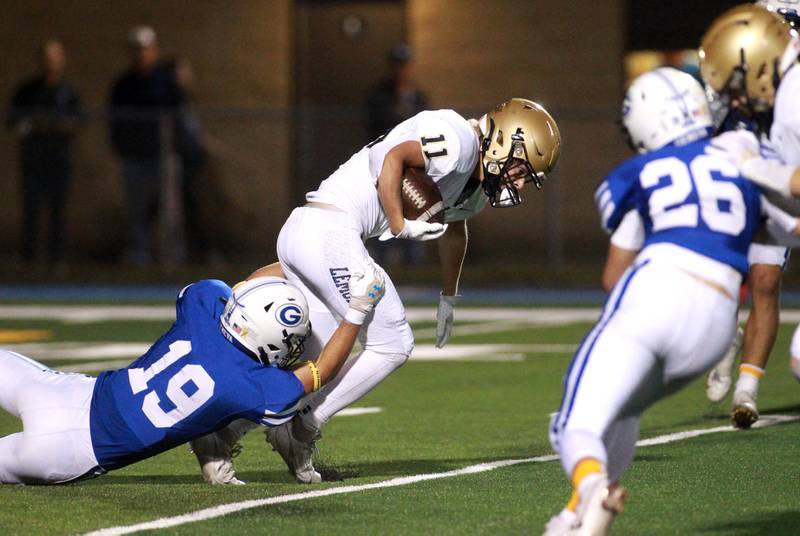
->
89, 280, 305, 471
594, 137, 764, 274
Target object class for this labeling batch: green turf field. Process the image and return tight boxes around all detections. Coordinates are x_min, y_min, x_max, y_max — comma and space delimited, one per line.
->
0, 304, 798, 535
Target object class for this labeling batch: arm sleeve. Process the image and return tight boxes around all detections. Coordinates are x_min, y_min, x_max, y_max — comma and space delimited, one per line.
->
595, 160, 640, 235
609, 210, 645, 250
176, 279, 231, 323
254, 367, 305, 426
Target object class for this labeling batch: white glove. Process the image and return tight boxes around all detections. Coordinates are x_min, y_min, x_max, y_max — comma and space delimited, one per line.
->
379, 218, 448, 242
435, 293, 460, 348
705, 129, 760, 168
345, 259, 386, 325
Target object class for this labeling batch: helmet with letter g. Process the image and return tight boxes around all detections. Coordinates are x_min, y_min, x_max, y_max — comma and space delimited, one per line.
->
477, 98, 561, 208
622, 67, 713, 154
699, 4, 800, 134
220, 277, 311, 369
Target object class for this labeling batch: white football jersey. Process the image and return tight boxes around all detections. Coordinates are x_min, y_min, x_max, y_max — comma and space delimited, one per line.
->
306, 110, 479, 238
771, 65, 800, 166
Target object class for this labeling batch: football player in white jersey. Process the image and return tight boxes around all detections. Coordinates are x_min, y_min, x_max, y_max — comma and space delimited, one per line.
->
544, 66, 781, 536
697, 3, 800, 427
252, 99, 561, 483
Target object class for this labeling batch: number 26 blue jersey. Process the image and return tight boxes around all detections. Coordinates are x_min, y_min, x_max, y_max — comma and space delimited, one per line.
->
594, 137, 764, 274
89, 280, 305, 471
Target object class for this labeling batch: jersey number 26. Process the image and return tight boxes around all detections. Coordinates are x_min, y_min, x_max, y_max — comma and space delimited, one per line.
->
640, 154, 745, 235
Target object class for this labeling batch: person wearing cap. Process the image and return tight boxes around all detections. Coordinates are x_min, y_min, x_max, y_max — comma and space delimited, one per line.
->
108, 25, 183, 267
6, 39, 83, 267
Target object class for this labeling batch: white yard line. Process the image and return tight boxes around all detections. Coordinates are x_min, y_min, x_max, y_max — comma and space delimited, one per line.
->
7, 342, 151, 361
82, 414, 800, 536
1, 305, 798, 325
335, 407, 383, 417
5, 342, 573, 368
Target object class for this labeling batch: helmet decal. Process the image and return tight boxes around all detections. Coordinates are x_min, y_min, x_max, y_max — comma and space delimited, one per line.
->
276, 303, 304, 327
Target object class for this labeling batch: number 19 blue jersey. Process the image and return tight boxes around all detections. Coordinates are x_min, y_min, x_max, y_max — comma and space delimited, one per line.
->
594, 137, 764, 274
89, 280, 305, 471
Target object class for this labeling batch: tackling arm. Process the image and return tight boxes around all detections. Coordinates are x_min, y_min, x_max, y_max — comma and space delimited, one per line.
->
293, 321, 360, 395
292, 260, 385, 394
246, 262, 285, 280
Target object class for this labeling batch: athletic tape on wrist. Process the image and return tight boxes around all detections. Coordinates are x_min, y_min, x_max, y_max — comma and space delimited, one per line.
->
345, 307, 367, 325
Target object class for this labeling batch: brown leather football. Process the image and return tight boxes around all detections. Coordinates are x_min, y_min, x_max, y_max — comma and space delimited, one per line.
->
401, 168, 445, 224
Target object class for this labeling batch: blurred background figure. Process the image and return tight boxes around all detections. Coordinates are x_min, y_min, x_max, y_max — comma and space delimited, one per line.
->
171, 56, 217, 265
109, 25, 181, 267
6, 39, 83, 268
365, 43, 428, 266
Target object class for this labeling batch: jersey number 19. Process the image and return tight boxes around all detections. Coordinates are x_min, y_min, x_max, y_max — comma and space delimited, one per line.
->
128, 341, 215, 428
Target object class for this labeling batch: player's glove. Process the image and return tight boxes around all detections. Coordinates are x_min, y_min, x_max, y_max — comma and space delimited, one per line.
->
435, 293, 460, 348
379, 218, 448, 242
345, 259, 386, 325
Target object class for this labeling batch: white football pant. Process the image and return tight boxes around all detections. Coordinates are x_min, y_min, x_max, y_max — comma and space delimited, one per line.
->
0, 350, 100, 484
550, 256, 738, 478
278, 206, 414, 430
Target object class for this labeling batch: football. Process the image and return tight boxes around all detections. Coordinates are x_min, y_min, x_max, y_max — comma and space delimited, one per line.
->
401, 168, 445, 224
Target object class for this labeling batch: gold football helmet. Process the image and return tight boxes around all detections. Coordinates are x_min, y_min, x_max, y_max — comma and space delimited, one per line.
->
699, 4, 800, 132
478, 98, 561, 207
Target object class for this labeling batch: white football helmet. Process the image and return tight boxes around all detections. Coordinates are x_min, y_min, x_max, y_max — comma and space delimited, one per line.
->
220, 277, 311, 369
759, 0, 800, 26
622, 67, 712, 154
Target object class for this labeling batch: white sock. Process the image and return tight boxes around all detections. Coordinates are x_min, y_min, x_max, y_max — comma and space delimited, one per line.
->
735, 363, 764, 396
298, 349, 408, 432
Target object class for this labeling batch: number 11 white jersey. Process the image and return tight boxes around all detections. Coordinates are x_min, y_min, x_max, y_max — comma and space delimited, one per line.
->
306, 109, 479, 238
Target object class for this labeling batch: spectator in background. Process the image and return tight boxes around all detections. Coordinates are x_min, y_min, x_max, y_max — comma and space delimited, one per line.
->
6, 39, 83, 267
365, 43, 428, 266
109, 25, 181, 267
171, 57, 214, 264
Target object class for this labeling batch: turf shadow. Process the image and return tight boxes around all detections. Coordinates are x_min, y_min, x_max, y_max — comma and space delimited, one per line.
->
697, 511, 800, 535
90, 470, 290, 486
306, 455, 520, 482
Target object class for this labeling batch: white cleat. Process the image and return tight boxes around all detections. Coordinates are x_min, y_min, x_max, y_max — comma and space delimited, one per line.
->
190, 432, 245, 485
706, 326, 742, 402
265, 421, 322, 484
575, 474, 627, 536
731, 390, 759, 429
200, 458, 245, 486
542, 508, 579, 536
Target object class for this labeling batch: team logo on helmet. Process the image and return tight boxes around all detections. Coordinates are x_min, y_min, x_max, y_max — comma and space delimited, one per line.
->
276, 303, 304, 327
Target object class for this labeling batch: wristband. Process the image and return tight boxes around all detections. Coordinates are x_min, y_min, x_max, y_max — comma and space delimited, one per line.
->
344, 307, 367, 325
307, 361, 321, 392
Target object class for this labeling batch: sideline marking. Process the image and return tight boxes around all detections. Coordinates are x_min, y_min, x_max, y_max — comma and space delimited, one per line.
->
0, 329, 51, 343
335, 407, 382, 417
83, 414, 799, 536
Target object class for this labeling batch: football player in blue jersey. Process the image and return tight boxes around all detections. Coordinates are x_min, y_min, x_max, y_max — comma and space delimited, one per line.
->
0, 262, 385, 485
543, 67, 786, 536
